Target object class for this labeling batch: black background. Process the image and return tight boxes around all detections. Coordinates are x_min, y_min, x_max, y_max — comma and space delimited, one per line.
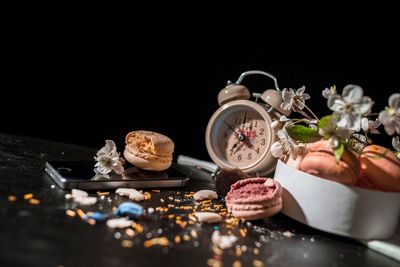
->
4, 2, 399, 161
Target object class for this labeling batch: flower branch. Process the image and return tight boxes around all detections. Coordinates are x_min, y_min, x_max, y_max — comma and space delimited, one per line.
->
271, 84, 400, 161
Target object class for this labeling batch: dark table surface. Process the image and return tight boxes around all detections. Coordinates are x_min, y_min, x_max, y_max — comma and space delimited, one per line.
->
0, 133, 398, 267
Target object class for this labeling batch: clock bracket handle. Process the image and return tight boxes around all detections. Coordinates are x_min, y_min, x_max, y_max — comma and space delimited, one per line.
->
236, 70, 290, 116
218, 70, 280, 106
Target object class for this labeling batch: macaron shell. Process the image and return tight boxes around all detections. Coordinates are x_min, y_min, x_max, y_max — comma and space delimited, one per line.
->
231, 203, 282, 220
227, 198, 282, 211
226, 178, 282, 204
125, 130, 174, 157
123, 149, 172, 171
360, 145, 400, 192
299, 140, 360, 185
125, 146, 172, 162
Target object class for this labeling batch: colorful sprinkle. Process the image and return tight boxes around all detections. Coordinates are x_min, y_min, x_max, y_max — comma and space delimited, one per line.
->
8, 195, 17, 202
24, 193, 33, 200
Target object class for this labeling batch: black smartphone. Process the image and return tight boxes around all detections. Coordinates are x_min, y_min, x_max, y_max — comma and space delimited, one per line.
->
45, 161, 189, 190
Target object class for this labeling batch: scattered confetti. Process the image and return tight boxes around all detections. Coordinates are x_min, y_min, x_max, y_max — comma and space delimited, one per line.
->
8, 195, 17, 202
240, 228, 247, 237
121, 240, 134, 248
114, 232, 122, 239
60, 187, 291, 266
207, 259, 222, 267
86, 212, 107, 221
190, 229, 198, 238
29, 199, 40, 205
253, 260, 264, 267
236, 245, 242, 257
283, 231, 294, 238
143, 237, 170, 247
147, 207, 155, 214
76, 209, 86, 219
211, 230, 238, 249
87, 219, 96, 225
125, 228, 135, 237
144, 192, 151, 200
66, 210, 76, 217
24, 193, 33, 200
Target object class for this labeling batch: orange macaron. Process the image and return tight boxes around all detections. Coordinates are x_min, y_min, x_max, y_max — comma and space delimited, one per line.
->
124, 130, 174, 171
359, 145, 400, 192
299, 140, 360, 185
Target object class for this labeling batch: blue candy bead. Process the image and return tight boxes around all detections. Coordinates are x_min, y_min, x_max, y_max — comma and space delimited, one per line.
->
114, 202, 144, 218
86, 212, 107, 221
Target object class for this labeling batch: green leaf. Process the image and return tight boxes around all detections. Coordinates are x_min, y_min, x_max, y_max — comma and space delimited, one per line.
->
318, 115, 333, 129
334, 143, 345, 162
287, 125, 321, 143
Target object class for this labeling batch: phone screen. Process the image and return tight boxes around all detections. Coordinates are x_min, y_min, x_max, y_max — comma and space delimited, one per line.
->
45, 161, 189, 190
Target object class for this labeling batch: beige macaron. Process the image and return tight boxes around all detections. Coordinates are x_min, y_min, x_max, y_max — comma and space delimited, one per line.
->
124, 130, 174, 171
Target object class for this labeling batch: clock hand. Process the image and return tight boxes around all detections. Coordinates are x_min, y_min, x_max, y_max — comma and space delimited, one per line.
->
224, 121, 254, 150
224, 120, 253, 153
230, 138, 241, 155
223, 121, 241, 137
230, 139, 242, 156
241, 112, 247, 132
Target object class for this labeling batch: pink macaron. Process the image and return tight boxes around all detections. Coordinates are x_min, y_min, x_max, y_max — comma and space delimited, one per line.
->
299, 140, 360, 185
225, 178, 282, 220
359, 145, 400, 192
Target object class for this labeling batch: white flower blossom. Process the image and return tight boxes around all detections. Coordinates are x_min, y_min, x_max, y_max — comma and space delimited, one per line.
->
281, 86, 310, 111
279, 115, 291, 122
271, 127, 304, 159
303, 119, 318, 124
327, 84, 373, 131
94, 140, 124, 176
361, 118, 380, 134
318, 116, 352, 148
271, 120, 280, 130
271, 115, 292, 130
392, 136, 400, 152
378, 93, 400, 135
271, 141, 284, 158
322, 85, 336, 99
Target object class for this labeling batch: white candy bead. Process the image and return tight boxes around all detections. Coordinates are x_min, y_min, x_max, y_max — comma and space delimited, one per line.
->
116, 188, 145, 201
106, 217, 133, 229
194, 212, 222, 223
193, 190, 218, 201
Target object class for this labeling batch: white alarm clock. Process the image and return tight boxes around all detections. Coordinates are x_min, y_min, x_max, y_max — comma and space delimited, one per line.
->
205, 70, 291, 176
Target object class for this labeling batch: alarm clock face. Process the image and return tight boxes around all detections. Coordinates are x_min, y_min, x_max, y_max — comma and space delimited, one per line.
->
206, 100, 277, 175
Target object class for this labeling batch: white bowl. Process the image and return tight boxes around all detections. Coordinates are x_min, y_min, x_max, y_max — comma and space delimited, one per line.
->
274, 160, 400, 240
